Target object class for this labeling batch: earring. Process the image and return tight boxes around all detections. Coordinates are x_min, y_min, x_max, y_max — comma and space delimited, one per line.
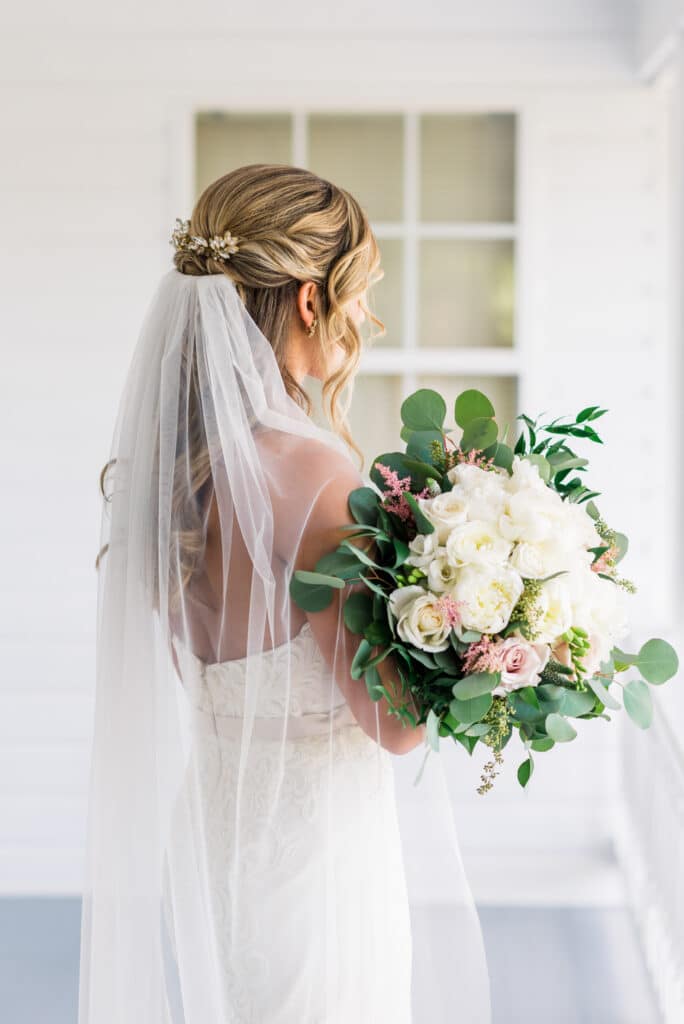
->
306, 315, 318, 337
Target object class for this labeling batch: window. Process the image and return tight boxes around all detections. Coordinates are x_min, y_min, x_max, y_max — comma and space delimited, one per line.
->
195, 110, 519, 471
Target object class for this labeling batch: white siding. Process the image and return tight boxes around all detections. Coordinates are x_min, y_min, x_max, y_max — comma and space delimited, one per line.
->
0, 9, 679, 898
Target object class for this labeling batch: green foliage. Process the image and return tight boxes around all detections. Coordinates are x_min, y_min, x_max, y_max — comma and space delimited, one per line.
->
401, 389, 447, 431
454, 389, 496, 427
635, 638, 679, 685
451, 672, 501, 700
348, 486, 379, 526
545, 713, 577, 742
623, 679, 653, 728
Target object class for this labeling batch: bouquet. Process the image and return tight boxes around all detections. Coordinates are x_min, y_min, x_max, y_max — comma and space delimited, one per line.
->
290, 388, 679, 794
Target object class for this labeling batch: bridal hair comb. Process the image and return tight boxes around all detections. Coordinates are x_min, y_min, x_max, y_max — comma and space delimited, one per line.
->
170, 217, 241, 262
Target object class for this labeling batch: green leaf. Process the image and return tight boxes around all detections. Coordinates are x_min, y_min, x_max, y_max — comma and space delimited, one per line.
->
364, 664, 384, 701
406, 429, 444, 463
612, 532, 629, 564
289, 571, 340, 611
559, 689, 596, 717
449, 691, 493, 725
454, 389, 496, 428
623, 679, 653, 728
451, 671, 500, 699
517, 757, 534, 787
426, 708, 441, 751
545, 713, 577, 742
404, 491, 435, 534
482, 440, 514, 473
348, 487, 379, 526
343, 591, 373, 634
364, 620, 392, 646
460, 417, 498, 453
530, 737, 555, 752
401, 389, 447, 432
585, 674, 621, 710
350, 639, 373, 680
339, 539, 380, 568
524, 453, 551, 483
465, 723, 492, 737
315, 550, 363, 580
636, 638, 679, 685
370, 452, 436, 492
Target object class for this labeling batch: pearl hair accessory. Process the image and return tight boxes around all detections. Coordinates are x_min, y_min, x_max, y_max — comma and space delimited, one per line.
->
170, 217, 241, 263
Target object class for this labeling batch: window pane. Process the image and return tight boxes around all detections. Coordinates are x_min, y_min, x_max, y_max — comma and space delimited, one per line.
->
308, 115, 404, 222
420, 113, 516, 222
418, 239, 514, 348
348, 374, 406, 473
195, 113, 292, 196
366, 240, 403, 348
416, 375, 518, 442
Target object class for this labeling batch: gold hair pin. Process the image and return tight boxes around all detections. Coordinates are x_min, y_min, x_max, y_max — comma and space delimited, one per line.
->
170, 217, 241, 262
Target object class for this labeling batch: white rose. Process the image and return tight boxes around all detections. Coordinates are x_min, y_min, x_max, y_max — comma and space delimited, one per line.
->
417, 490, 469, 544
405, 530, 442, 568
498, 487, 565, 544
507, 455, 549, 494
388, 584, 453, 652
509, 540, 576, 579
445, 519, 513, 568
565, 567, 630, 645
451, 563, 524, 635
533, 577, 574, 644
426, 554, 460, 593
446, 465, 509, 523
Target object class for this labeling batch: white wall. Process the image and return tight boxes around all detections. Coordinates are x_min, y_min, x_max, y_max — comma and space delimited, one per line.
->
0, 3, 679, 896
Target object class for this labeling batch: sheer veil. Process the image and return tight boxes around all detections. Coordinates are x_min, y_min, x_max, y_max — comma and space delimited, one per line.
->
78, 266, 492, 1022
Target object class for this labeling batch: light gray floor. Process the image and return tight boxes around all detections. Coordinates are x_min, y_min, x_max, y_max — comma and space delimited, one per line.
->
0, 899, 661, 1023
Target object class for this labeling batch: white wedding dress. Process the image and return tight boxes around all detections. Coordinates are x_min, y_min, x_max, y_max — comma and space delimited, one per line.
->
165, 618, 414, 1024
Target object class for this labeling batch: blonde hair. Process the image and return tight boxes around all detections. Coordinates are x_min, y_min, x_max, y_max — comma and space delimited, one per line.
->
97, 164, 385, 598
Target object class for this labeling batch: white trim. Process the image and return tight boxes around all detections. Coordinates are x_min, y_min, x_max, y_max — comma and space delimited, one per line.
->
359, 348, 519, 375
372, 222, 517, 240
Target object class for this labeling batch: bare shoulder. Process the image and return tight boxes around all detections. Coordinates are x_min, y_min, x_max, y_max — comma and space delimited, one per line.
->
257, 429, 365, 497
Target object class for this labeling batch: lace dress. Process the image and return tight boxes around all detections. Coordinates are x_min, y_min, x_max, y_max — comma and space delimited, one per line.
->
164, 619, 414, 1024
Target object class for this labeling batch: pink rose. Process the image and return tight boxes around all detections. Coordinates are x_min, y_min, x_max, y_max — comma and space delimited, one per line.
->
491, 636, 551, 696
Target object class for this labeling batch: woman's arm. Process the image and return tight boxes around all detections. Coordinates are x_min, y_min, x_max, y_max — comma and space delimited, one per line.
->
294, 454, 426, 756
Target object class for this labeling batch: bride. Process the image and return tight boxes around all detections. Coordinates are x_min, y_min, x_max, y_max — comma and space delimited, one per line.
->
78, 163, 491, 1023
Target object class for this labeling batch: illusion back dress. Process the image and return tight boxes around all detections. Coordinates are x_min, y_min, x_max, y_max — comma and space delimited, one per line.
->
165, 617, 414, 1024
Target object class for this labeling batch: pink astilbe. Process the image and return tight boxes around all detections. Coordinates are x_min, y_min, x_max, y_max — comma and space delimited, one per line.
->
373, 461, 430, 522
591, 544, 619, 575
452, 447, 496, 471
461, 635, 503, 675
435, 593, 465, 628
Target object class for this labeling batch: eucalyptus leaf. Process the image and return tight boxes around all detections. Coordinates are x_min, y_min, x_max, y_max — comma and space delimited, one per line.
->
545, 713, 577, 742
343, 591, 373, 634
348, 486, 380, 526
460, 417, 498, 453
406, 429, 444, 464
401, 389, 447, 432
524, 453, 551, 483
451, 671, 500, 699
585, 673, 621, 710
454, 389, 496, 428
623, 678, 653, 728
530, 737, 555, 752
482, 440, 514, 472
636, 638, 679, 685
426, 708, 441, 751
449, 691, 493, 725
559, 689, 596, 717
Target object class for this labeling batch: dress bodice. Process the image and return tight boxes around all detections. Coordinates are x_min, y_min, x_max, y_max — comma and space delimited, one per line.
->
172, 620, 358, 741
